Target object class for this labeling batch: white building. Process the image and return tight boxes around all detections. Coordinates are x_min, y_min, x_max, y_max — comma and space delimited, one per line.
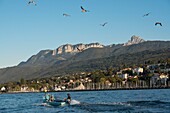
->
69, 79, 74, 83
160, 73, 169, 85
118, 73, 128, 79
54, 86, 62, 91
61, 86, 66, 90
133, 67, 143, 75
74, 83, 85, 90
151, 73, 169, 86
21, 86, 28, 92
1, 87, 6, 91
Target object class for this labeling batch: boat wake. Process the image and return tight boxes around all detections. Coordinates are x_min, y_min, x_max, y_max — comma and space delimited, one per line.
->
70, 100, 81, 105
74, 100, 170, 112
72, 102, 133, 112
33, 103, 51, 107
36, 99, 170, 112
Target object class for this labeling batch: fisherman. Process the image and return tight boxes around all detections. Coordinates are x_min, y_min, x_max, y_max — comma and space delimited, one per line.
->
64, 93, 71, 103
44, 94, 50, 101
49, 94, 55, 102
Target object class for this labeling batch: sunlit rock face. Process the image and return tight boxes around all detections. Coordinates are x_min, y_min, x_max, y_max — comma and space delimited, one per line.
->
123, 35, 145, 46
54, 43, 104, 55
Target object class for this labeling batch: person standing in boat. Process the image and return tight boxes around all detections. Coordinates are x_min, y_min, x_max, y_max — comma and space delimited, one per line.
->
64, 93, 71, 103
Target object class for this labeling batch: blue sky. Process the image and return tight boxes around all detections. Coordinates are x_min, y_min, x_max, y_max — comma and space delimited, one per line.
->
0, 0, 170, 68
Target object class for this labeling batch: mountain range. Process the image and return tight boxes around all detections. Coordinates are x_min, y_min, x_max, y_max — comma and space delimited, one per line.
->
0, 35, 170, 83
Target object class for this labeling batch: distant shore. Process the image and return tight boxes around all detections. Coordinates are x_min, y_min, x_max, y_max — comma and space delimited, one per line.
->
1, 86, 170, 94
49, 86, 170, 93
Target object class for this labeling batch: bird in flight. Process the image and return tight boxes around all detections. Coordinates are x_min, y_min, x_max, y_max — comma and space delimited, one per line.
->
100, 22, 108, 27
143, 12, 151, 17
155, 22, 162, 26
63, 13, 71, 17
81, 6, 89, 12
28, 0, 37, 6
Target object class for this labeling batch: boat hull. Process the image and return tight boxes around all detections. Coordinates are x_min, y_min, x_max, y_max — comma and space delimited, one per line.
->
43, 99, 68, 106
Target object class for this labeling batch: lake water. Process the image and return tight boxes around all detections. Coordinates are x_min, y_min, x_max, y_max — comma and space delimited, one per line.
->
0, 89, 170, 113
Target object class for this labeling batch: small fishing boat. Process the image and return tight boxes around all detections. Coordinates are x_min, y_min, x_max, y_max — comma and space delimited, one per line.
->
43, 94, 69, 106
43, 99, 68, 106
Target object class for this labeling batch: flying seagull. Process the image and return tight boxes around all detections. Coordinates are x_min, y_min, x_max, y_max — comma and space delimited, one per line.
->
63, 13, 71, 17
28, 0, 37, 6
143, 12, 151, 17
100, 22, 108, 26
155, 22, 162, 26
81, 6, 89, 12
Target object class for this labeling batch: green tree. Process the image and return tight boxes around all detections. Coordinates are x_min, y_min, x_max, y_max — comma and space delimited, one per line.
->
91, 70, 106, 83
108, 77, 116, 83
14, 85, 21, 91
100, 78, 106, 83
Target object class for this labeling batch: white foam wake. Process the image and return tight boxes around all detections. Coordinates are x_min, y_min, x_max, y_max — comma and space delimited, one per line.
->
70, 100, 81, 105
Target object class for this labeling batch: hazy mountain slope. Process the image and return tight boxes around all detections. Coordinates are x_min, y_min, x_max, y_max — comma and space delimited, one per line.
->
0, 66, 44, 83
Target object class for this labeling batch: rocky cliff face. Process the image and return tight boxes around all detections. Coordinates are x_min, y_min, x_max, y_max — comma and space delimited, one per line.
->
123, 35, 145, 46
54, 43, 104, 55
18, 43, 104, 66
19, 36, 146, 67
17, 36, 146, 67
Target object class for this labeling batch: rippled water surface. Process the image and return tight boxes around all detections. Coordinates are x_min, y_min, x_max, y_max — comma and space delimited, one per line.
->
0, 89, 170, 113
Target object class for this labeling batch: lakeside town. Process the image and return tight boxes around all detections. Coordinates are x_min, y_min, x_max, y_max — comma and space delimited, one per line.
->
1, 59, 170, 93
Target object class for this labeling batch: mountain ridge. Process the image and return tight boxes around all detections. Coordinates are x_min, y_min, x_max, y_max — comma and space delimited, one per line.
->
18, 35, 144, 66
0, 36, 170, 83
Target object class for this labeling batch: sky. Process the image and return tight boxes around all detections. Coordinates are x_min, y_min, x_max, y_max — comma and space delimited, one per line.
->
0, 0, 170, 68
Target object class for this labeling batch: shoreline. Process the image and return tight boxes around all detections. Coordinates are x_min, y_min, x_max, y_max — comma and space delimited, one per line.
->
50, 86, 170, 93
1, 86, 170, 94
